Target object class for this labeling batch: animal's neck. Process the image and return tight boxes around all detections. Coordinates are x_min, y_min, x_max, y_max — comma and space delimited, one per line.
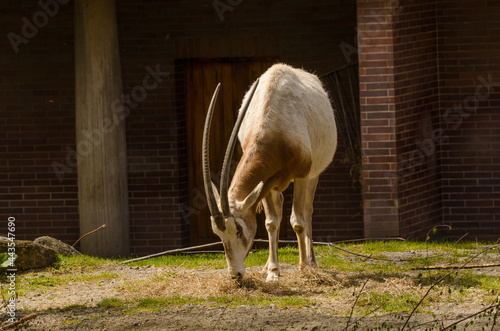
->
229, 150, 271, 208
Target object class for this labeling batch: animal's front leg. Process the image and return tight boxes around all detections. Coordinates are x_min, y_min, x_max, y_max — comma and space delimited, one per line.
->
262, 190, 283, 281
291, 218, 309, 270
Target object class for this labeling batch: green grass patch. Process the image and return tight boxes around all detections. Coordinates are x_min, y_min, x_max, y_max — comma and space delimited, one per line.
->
417, 270, 500, 293
128, 294, 312, 312
319, 240, 485, 257
137, 296, 205, 308
65, 271, 120, 283
14, 240, 499, 319
57, 254, 113, 271
61, 304, 87, 311
24, 274, 60, 288
64, 319, 83, 324
125, 253, 227, 269
122, 296, 207, 313
315, 240, 491, 275
124, 245, 303, 269
98, 297, 126, 309
246, 246, 300, 267
54, 240, 493, 275
417, 270, 481, 288
208, 295, 312, 308
20, 271, 120, 293
355, 290, 422, 315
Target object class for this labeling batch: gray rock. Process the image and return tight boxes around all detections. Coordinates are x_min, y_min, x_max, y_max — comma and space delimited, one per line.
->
34, 236, 81, 257
0, 237, 58, 271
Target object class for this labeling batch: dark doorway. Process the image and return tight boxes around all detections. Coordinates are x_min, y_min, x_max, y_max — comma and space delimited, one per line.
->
185, 58, 286, 244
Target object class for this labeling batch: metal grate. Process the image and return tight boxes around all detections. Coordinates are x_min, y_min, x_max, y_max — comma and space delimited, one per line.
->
320, 62, 361, 184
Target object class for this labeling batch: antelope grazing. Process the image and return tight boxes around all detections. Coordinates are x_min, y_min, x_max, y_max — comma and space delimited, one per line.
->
203, 63, 337, 282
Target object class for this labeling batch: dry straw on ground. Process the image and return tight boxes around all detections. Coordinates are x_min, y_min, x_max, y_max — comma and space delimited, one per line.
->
134, 264, 342, 302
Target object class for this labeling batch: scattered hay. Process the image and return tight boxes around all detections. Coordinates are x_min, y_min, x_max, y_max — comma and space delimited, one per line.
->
132, 264, 343, 302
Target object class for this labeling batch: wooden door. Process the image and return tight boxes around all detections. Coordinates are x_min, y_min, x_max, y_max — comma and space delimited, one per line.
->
185, 58, 284, 244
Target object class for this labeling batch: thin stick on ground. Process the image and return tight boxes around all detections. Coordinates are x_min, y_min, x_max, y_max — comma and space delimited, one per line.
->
425, 224, 452, 241
451, 232, 468, 248
423, 233, 470, 260
328, 243, 394, 262
345, 278, 369, 331
211, 296, 236, 331
180, 250, 224, 254
425, 225, 452, 259
255, 238, 406, 245
122, 237, 405, 264
1, 313, 37, 329
412, 263, 500, 270
121, 241, 224, 264
401, 244, 500, 331
441, 295, 500, 330
321, 237, 406, 245
72, 224, 106, 247
491, 300, 500, 331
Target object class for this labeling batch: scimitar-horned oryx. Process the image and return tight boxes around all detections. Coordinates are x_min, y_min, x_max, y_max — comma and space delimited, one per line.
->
202, 63, 337, 282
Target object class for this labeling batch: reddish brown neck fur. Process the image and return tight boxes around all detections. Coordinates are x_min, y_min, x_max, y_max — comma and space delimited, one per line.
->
229, 132, 312, 210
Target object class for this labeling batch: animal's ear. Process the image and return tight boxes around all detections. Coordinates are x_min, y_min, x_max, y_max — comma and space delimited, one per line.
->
241, 181, 265, 212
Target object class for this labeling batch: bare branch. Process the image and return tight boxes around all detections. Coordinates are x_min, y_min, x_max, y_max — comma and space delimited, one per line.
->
441, 296, 500, 330
72, 224, 106, 247
328, 243, 394, 262
401, 244, 500, 330
345, 279, 369, 331
1, 313, 37, 329
412, 263, 500, 270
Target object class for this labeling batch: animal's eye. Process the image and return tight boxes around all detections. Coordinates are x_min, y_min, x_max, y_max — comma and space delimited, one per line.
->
235, 223, 243, 238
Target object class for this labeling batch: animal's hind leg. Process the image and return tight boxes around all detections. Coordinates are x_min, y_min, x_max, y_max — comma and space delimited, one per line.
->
304, 176, 319, 268
290, 177, 319, 269
262, 190, 283, 282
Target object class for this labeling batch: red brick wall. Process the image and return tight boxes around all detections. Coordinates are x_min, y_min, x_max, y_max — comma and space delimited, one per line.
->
1, 0, 361, 255
392, 1, 442, 238
359, 0, 500, 241
0, 1, 78, 242
357, 0, 401, 237
438, 0, 500, 240
117, 0, 362, 252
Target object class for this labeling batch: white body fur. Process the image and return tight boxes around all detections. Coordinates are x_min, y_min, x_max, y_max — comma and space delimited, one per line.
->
238, 64, 337, 179
204, 63, 337, 282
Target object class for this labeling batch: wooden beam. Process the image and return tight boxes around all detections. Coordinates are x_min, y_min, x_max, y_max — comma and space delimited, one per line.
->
74, 0, 129, 257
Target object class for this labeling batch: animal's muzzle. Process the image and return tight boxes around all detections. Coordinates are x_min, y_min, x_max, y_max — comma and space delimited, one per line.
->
230, 272, 243, 280
229, 267, 245, 281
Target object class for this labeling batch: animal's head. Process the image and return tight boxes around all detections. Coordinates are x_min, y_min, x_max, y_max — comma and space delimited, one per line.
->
201, 80, 262, 281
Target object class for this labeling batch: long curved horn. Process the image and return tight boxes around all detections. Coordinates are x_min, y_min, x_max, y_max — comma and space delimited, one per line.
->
220, 78, 260, 218
202, 83, 225, 230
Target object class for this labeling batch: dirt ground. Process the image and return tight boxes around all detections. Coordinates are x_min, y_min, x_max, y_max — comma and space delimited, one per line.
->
3, 248, 500, 330
11, 296, 500, 330
15, 305, 469, 330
